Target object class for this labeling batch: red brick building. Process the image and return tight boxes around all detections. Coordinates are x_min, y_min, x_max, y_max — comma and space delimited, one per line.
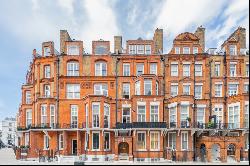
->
16, 27, 249, 162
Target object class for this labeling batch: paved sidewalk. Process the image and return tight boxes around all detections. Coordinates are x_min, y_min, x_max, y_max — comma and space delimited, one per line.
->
0, 148, 249, 165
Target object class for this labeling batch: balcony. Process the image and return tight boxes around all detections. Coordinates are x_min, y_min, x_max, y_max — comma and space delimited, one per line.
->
116, 122, 167, 129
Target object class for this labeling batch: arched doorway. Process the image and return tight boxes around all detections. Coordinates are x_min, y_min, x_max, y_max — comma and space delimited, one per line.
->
211, 144, 220, 162
227, 144, 236, 162
118, 142, 129, 155
200, 144, 207, 162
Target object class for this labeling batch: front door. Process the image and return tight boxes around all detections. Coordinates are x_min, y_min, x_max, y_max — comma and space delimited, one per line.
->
211, 144, 220, 162
118, 142, 129, 155
72, 140, 77, 155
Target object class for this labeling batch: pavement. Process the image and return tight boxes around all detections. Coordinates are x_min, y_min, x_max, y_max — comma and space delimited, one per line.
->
0, 148, 249, 165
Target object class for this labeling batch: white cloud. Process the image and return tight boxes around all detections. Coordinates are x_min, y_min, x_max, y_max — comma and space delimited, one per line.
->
0, 0, 120, 53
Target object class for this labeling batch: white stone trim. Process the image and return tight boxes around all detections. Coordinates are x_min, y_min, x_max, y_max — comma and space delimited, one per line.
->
122, 104, 131, 108
150, 101, 160, 106
168, 102, 177, 108
180, 101, 190, 105
137, 101, 146, 105
197, 104, 207, 108
171, 62, 178, 65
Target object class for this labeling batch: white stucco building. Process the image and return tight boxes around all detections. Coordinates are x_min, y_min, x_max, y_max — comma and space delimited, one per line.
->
0, 117, 17, 146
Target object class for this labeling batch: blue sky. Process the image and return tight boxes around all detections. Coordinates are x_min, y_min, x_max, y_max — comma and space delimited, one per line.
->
0, 0, 249, 120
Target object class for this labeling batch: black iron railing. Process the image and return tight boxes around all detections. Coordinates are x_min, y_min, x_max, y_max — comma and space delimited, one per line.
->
116, 122, 167, 129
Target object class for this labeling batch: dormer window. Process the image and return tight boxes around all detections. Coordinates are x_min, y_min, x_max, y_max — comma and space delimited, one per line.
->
183, 47, 190, 54
95, 45, 108, 55
129, 45, 136, 54
67, 45, 79, 55
175, 47, 180, 54
44, 47, 50, 56
229, 45, 236, 55
193, 47, 198, 54
145, 45, 151, 54
137, 45, 144, 54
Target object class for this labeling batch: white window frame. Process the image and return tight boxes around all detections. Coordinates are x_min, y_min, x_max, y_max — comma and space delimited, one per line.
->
244, 82, 249, 93
123, 63, 130, 76
215, 83, 223, 97
50, 105, 56, 128
137, 131, 146, 151
44, 65, 51, 78
196, 107, 205, 124
104, 132, 110, 151
44, 47, 50, 56
244, 102, 249, 128
195, 85, 202, 99
135, 81, 141, 95
92, 102, 100, 128
137, 104, 146, 122
41, 104, 47, 127
137, 45, 145, 54
26, 109, 32, 128
156, 81, 159, 95
228, 83, 238, 96
70, 105, 78, 128
195, 64, 202, 76
44, 135, 49, 150
25, 133, 30, 146
171, 63, 178, 76
150, 131, 160, 151
180, 104, 189, 125
170, 83, 178, 97
67, 61, 79, 76
181, 132, 188, 150
246, 63, 249, 77
183, 47, 190, 54
144, 79, 152, 95
136, 63, 144, 76
168, 132, 176, 149
183, 64, 190, 77
145, 45, 151, 54
94, 83, 108, 96
183, 84, 190, 95
25, 91, 31, 104
214, 63, 220, 77
150, 104, 159, 122
44, 84, 50, 98
122, 107, 131, 123
213, 104, 223, 124
122, 83, 130, 99
169, 104, 177, 127
92, 131, 100, 151
193, 47, 198, 54
129, 45, 136, 54
104, 103, 110, 128
67, 45, 79, 55
150, 63, 157, 75
66, 84, 80, 99
228, 102, 240, 129
95, 61, 107, 76
175, 47, 180, 54
85, 104, 89, 128
59, 134, 64, 150
229, 45, 237, 55
229, 63, 237, 77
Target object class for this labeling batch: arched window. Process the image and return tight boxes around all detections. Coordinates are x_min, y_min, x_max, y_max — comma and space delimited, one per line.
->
95, 61, 107, 76
67, 61, 79, 76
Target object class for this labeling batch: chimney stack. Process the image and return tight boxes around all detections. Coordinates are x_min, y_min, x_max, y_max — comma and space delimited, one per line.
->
60, 30, 71, 54
194, 26, 206, 52
238, 27, 246, 49
114, 36, 122, 54
153, 28, 163, 54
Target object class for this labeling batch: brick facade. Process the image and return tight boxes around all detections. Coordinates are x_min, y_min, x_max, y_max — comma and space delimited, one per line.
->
16, 27, 249, 162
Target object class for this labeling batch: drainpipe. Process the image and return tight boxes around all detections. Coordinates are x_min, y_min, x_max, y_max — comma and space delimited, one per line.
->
223, 52, 227, 128
56, 55, 60, 154
193, 53, 197, 161
115, 57, 120, 126
209, 58, 212, 117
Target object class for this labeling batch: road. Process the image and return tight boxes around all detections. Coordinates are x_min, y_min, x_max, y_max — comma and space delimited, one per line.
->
0, 148, 249, 165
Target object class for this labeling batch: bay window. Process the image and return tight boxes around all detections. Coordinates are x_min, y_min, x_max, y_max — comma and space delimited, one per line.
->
25, 133, 30, 146
50, 105, 56, 128
25, 91, 31, 104
136, 63, 144, 76
197, 107, 205, 125
26, 109, 32, 128
180, 105, 189, 128
150, 63, 157, 75
104, 104, 110, 128
228, 103, 240, 129
44, 84, 50, 98
104, 132, 110, 150
150, 104, 159, 122
244, 103, 249, 128
44, 65, 51, 78
92, 103, 100, 128
59, 134, 64, 150
92, 132, 100, 150
41, 104, 47, 127
181, 132, 188, 150
168, 132, 176, 149
122, 107, 131, 123
71, 105, 78, 128
183, 47, 190, 54
169, 105, 177, 128
144, 79, 152, 95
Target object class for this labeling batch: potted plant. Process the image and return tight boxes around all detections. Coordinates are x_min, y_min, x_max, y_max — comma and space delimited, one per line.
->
186, 117, 191, 128
207, 121, 215, 129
